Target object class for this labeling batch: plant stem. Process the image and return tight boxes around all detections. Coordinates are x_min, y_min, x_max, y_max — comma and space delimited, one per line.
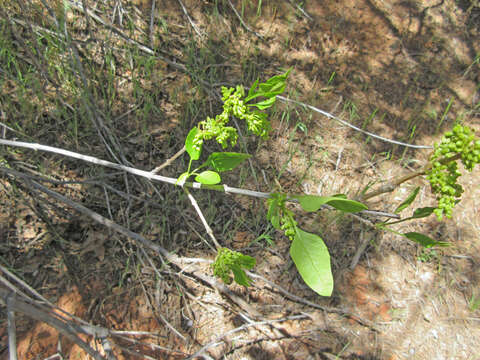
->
0, 139, 398, 219
361, 153, 462, 201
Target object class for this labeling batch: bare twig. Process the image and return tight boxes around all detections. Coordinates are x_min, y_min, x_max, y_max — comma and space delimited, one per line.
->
149, 0, 156, 44
350, 230, 376, 270
227, 0, 264, 39
0, 288, 106, 360
7, 293, 18, 360
285, 0, 313, 21
360, 153, 461, 201
177, 0, 204, 38
184, 187, 221, 250
0, 139, 399, 219
2, 167, 260, 318
246, 271, 380, 331
277, 95, 433, 150
151, 146, 186, 174
65, 0, 188, 73
187, 314, 308, 359
0, 264, 52, 305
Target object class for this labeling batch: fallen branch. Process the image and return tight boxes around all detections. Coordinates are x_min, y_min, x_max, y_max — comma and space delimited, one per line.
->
0, 139, 399, 219
0, 287, 107, 360
186, 314, 309, 359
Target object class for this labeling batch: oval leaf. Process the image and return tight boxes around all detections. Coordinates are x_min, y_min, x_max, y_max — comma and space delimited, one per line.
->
395, 187, 420, 213
195, 170, 221, 185
327, 199, 368, 212
185, 127, 201, 160
290, 228, 333, 296
412, 207, 436, 219
205, 152, 251, 172
403, 232, 449, 248
249, 96, 276, 110
296, 195, 367, 213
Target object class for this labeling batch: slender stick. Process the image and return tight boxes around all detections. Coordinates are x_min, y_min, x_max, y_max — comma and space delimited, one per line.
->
150, 146, 186, 174
276, 95, 433, 150
184, 187, 221, 249
0, 139, 399, 219
361, 153, 462, 201
7, 293, 18, 360
177, 0, 204, 38
0, 288, 105, 360
227, 0, 264, 39
186, 314, 308, 360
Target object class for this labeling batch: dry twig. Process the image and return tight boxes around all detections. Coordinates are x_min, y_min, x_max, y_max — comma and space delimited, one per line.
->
0, 139, 399, 220
227, 0, 264, 39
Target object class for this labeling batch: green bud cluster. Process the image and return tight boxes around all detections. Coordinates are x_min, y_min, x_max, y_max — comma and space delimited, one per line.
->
280, 211, 297, 241
212, 247, 255, 285
193, 85, 272, 149
426, 124, 480, 220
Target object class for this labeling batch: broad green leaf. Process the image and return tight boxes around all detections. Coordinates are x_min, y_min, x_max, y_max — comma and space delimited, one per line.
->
412, 207, 436, 219
403, 232, 450, 248
185, 127, 201, 160
248, 96, 277, 110
290, 228, 333, 296
204, 152, 251, 172
195, 171, 221, 185
296, 195, 367, 213
327, 199, 367, 212
395, 187, 420, 213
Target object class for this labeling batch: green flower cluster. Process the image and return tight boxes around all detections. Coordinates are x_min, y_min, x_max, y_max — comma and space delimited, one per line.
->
212, 247, 256, 286
280, 211, 297, 241
426, 124, 480, 220
192, 85, 272, 150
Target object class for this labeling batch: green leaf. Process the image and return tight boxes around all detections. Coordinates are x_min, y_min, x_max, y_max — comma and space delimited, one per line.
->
395, 187, 420, 213
231, 265, 253, 286
290, 228, 333, 296
195, 171, 221, 185
412, 207, 436, 219
296, 195, 367, 213
237, 253, 256, 268
176, 172, 189, 185
248, 96, 277, 110
185, 127, 201, 161
247, 78, 259, 99
403, 232, 450, 248
245, 68, 291, 102
204, 152, 251, 172
267, 199, 281, 229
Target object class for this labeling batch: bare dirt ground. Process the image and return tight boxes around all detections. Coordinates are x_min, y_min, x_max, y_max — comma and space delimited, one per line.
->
0, 0, 479, 359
